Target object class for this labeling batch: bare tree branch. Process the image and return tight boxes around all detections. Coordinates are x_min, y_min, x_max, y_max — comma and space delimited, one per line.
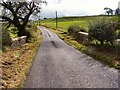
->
0, 15, 13, 23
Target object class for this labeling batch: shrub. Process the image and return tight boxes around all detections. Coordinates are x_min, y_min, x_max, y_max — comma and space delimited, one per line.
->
26, 25, 38, 43
68, 24, 80, 35
88, 18, 118, 44
68, 24, 85, 35
117, 30, 120, 38
8, 26, 18, 39
2, 28, 12, 46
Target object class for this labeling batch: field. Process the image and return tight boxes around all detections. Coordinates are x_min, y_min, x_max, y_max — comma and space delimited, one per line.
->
40, 15, 118, 32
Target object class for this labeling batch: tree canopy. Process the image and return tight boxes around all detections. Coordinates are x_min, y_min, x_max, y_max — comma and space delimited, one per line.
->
0, 0, 46, 37
104, 7, 114, 15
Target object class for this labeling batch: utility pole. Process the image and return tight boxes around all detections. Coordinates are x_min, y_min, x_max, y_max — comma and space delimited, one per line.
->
118, 1, 120, 23
39, 14, 41, 26
56, 11, 58, 28
117, 1, 120, 61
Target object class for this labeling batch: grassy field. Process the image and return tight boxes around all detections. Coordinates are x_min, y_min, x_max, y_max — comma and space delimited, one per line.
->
40, 15, 118, 32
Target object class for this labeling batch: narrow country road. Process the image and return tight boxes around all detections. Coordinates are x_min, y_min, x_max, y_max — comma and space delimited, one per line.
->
24, 26, 118, 88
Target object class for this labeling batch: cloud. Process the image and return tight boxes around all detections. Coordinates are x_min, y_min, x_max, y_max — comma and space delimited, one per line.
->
40, 0, 120, 18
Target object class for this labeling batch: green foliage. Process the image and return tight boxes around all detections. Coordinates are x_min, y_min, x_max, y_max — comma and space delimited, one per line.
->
2, 28, 11, 46
26, 25, 38, 43
53, 29, 117, 68
1, 1, 46, 38
68, 24, 80, 35
41, 15, 118, 33
2, 24, 18, 50
117, 30, 120, 38
8, 26, 18, 39
88, 18, 118, 44
68, 24, 85, 35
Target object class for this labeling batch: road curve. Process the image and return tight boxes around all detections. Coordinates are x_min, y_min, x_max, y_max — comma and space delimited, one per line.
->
24, 26, 118, 88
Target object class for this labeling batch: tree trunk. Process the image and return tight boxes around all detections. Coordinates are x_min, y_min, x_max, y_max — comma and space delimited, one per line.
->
17, 26, 26, 36
100, 41, 104, 45
17, 26, 31, 38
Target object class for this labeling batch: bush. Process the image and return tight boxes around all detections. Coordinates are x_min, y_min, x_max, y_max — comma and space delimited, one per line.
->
117, 30, 120, 38
2, 28, 12, 46
26, 25, 38, 43
88, 18, 118, 44
8, 26, 18, 39
68, 24, 85, 35
68, 24, 80, 35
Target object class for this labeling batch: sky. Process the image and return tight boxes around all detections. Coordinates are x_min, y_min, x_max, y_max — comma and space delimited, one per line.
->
39, 0, 120, 18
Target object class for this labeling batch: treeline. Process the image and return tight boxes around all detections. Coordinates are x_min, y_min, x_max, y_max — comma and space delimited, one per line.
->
104, 7, 120, 15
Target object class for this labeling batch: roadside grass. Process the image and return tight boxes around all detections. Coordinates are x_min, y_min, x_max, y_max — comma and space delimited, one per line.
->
1, 24, 42, 88
41, 15, 119, 69
50, 28, 120, 69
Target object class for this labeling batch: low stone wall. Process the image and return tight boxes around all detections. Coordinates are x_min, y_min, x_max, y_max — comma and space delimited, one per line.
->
78, 32, 89, 45
11, 36, 27, 48
117, 39, 120, 43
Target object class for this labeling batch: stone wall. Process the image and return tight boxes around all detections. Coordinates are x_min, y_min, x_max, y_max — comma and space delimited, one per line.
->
11, 36, 27, 48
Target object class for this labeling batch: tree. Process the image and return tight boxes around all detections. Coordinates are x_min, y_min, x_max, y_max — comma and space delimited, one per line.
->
104, 7, 113, 15
0, 0, 46, 38
115, 8, 120, 15
115, 8, 120, 29
104, 7, 110, 15
109, 9, 114, 15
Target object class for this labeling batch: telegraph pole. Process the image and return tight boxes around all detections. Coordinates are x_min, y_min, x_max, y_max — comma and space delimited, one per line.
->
56, 11, 58, 28
39, 16, 40, 26
118, 1, 120, 23
117, 1, 120, 60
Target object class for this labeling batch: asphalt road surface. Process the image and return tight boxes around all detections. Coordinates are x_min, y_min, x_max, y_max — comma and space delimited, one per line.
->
24, 26, 118, 88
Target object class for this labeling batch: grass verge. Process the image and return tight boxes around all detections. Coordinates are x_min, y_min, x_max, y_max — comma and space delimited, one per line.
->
50, 28, 120, 69
1, 26, 42, 88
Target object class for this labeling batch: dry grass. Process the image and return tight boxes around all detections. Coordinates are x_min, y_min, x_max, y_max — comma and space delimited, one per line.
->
1, 26, 42, 88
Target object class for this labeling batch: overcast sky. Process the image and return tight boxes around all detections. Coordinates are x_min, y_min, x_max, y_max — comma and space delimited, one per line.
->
39, 0, 120, 18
